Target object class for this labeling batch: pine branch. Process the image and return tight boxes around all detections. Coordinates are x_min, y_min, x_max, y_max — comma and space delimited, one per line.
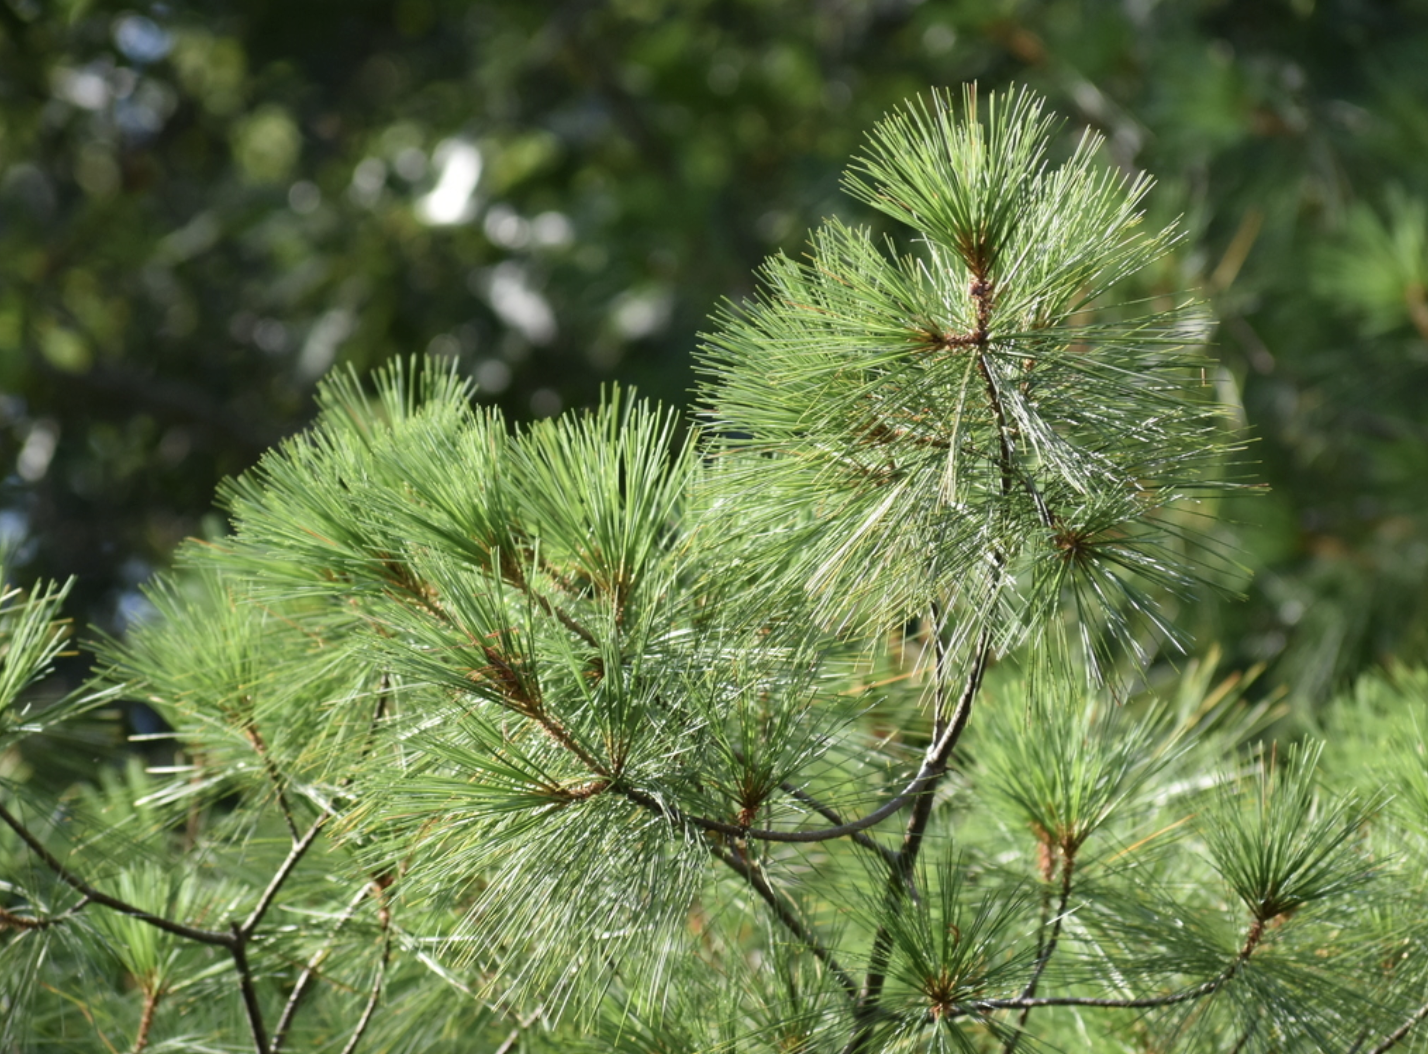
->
616, 670, 989, 845
776, 780, 900, 867
243, 718, 300, 842
387, 570, 612, 773
844, 628, 992, 1054
966, 278, 1017, 500
941, 916, 1270, 1026
239, 812, 329, 935
1003, 852, 1077, 1053
0, 799, 233, 946
1363, 1001, 1428, 1054
728, 745, 901, 865
0, 796, 332, 1054
0, 895, 91, 930
961, 980, 1223, 1015
710, 843, 858, 1000
131, 989, 160, 1054
1228, 1021, 1259, 1054
230, 922, 270, 1054
499, 553, 601, 649
336, 881, 392, 1054
271, 881, 374, 1054
272, 682, 396, 1049
9, 86, 1277, 1050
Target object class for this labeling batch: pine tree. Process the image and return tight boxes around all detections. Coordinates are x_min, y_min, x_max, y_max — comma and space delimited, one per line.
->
4, 85, 1428, 1054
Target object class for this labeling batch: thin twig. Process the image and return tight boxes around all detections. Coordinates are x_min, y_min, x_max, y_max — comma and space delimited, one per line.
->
960, 977, 1226, 1015
0, 894, 91, 930
1227, 1019, 1257, 1054
336, 881, 393, 1054
778, 781, 899, 867
499, 554, 600, 648
358, 673, 391, 765
930, 604, 952, 739
270, 679, 395, 1052
0, 903, 49, 930
961, 915, 1273, 1032
184, 751, 206, 851
0, 797, 316, 1054
944, 931, 1261, 1024
271, 881, 374, 1053
711, 844, 858, 1000
726, 746, 900, 867
0, 800, 232, 946
240, 812, 329, 936
1365, 1000, 1428, 1054
230, 922, 270, 1054
1003, 854, 1077, 1053
244, 720, 300, 842
844, 628, 993, 1054
619, 693, 984, 844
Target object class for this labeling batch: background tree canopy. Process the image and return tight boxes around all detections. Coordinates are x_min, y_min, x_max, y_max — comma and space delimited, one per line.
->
1, 0, 1426, 704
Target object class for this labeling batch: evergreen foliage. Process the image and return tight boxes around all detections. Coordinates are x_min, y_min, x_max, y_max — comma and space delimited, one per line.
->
7, 0, 1428, 711
4, 86, 1428, 1054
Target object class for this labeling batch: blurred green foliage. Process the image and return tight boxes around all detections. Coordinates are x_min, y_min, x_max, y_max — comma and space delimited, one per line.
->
1, 0, 1426, 703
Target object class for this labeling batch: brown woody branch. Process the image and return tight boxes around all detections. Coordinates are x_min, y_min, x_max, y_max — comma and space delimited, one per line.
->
937, 915, 1271, 1027
132, 989, 161, 1054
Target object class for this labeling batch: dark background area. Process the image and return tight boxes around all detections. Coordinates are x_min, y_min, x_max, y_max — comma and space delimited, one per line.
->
2, 0, 1426, 705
